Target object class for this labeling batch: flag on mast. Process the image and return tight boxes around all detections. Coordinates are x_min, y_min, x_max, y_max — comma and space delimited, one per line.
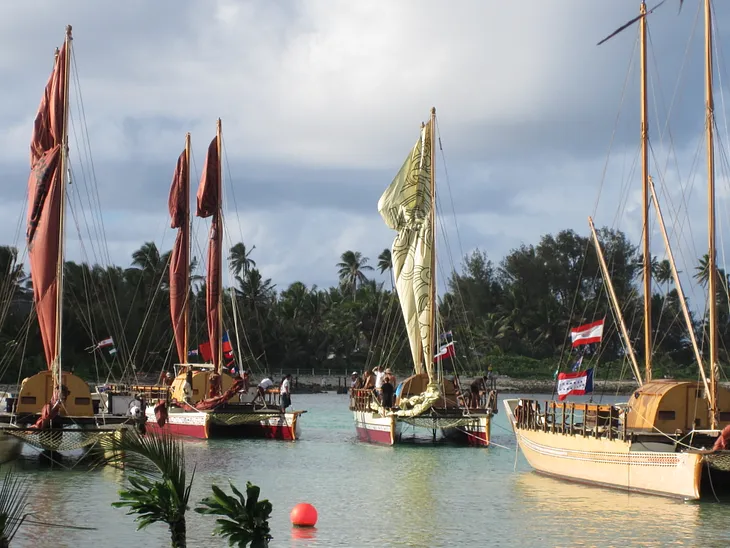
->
570, 320, 604, 347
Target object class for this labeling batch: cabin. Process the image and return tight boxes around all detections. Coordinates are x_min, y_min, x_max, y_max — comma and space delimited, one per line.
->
626, 380, 730, 433
16, 370, 93, 416
170, 365, 237, 404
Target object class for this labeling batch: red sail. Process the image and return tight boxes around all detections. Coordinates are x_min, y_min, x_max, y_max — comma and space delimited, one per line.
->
196, 136, 221, 372
27, 42, 67, 369
168, 147, 189, 364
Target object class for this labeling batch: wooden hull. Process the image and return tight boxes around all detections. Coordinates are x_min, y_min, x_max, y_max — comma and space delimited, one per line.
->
353, 410, 490, 447
145, 407, 302, 441
504, 398, 703, 500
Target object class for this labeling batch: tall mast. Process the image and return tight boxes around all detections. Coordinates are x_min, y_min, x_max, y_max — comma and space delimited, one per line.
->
54, 25, 73, 395
704, 0, 718, 429
640, 1, 652, 382
427, 107, 437, 383
183, 132, 191, 358
216, 118, 223, 374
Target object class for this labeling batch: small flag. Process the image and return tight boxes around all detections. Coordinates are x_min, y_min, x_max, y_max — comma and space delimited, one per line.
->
108, 348, 117, 355
557, 368, 594, 401
570, 320, 604, 347
96, 337, 114, 349
188, 349, 199, 357
434, 342, 456, 362
439, 331, 453, 343
571, 354, 584, 372
199, 332, 234, 362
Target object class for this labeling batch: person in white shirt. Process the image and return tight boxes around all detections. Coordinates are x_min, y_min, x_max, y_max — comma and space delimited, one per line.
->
256, 376, 274, 405
280, 374, 292, 411
374, 366, 385, 399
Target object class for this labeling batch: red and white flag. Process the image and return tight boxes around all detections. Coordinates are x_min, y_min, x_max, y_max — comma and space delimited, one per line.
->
557, 368, 594, 401
570, 320, 604, 347
434, 342, 456, 362
96, 336, 115, 348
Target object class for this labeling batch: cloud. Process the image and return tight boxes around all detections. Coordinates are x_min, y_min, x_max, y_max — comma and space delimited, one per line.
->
1, 0, 730, 305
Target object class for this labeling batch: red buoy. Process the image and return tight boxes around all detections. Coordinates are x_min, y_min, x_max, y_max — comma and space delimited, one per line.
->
290, 503, 318, 527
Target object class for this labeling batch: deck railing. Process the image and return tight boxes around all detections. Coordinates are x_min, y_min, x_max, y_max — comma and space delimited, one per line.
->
514, 399, 626, 441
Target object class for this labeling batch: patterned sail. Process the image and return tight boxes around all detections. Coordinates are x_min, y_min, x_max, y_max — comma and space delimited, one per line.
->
377, 120, 434, 381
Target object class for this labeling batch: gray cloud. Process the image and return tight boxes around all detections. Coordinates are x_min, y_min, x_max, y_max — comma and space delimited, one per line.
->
2, 0, 730, 297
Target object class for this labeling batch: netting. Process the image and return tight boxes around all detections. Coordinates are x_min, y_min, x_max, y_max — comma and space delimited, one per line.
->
703, 452, 730, 472
6, 428, 116, 452
399, 416, 484, 430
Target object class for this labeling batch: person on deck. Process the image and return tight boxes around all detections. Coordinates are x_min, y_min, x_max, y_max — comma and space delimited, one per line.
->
374, 366, 385, 399
469, 376, 487, 409
381, 374, 395, 409
363, 370, 375, 390
350, 372, 362, 390
182, 371, 194, 404
255, 376, 274, 405
280, 374, 292, 412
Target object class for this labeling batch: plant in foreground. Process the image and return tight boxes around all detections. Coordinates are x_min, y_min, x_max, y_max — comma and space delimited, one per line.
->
0, 469, 30, 547
196, 482, 272, 548
100, 430, 194, 548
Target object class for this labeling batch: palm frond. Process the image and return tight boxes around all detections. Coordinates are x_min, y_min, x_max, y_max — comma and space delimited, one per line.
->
195, 481, 272, 547
0, 469, 30, 543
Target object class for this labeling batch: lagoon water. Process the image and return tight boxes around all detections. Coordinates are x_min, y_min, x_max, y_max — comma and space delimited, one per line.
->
11, 393, 730, 547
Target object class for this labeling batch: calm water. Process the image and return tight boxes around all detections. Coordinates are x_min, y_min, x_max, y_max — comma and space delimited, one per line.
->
10, 393, 730, 547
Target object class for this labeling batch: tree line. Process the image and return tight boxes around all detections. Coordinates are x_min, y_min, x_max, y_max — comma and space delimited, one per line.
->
0, 225, 725, 383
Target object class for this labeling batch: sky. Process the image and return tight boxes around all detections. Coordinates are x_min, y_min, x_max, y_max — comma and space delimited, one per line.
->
2, 0, 730, 302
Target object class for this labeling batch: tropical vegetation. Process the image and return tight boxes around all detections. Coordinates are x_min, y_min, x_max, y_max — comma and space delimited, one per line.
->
0, 224, 726, 383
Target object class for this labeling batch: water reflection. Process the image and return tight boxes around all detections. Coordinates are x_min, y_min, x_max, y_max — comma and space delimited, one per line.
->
510, 472, 723, 546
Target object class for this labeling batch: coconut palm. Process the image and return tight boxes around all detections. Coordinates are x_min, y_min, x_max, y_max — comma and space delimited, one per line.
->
0, 469, 30, 547
101, 430, 194, 548
195, 482, 272, 548
229, 243, 256, 278
377, 248, 393, 290
336, 251, 373, 300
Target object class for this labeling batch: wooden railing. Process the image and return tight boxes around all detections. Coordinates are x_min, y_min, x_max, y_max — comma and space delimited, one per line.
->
349, 388, 375, 411
514, 399, 626, 440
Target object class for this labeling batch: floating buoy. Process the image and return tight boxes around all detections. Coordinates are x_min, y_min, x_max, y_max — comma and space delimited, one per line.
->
290, 502, 318, 527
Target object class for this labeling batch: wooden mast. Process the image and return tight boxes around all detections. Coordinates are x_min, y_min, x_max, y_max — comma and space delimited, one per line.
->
427, 107, 437, 383
640, 1, 652, 382
183, 132, 191, 359
588, 217, 643, 386
216, 118, 223, 375
648, 177, 710, 395
54, 25, 73, 396
704, 0, 718, 429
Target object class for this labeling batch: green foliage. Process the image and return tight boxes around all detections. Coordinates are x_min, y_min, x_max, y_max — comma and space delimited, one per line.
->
195, 482, 272, 548
102, 430, 194, 548
0, 231, 722, 383
0, 469, 30, 546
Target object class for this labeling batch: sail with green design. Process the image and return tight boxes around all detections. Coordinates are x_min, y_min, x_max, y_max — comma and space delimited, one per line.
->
376, 110, 440, 417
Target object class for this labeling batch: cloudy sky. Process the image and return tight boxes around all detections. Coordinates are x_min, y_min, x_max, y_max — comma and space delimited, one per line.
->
2, 0, 730, 300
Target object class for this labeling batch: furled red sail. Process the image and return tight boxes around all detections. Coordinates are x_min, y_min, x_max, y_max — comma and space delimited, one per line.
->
196, 135, 221, 372
27, 42, 67, 369
168, 146, 189, 364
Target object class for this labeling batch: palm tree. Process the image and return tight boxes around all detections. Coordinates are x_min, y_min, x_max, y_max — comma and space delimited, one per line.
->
195, 482, 272, 548
377, 248, 393, 290
336, 250, 373, 300
102, 431, 194, 548
0, 469, 30, 547
655, 259, 674, 290
229, 243, 256, 278
695, 253, 710, 286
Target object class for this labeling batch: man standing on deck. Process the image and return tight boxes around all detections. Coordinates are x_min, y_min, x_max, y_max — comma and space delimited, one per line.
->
280, 374, 292, 412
